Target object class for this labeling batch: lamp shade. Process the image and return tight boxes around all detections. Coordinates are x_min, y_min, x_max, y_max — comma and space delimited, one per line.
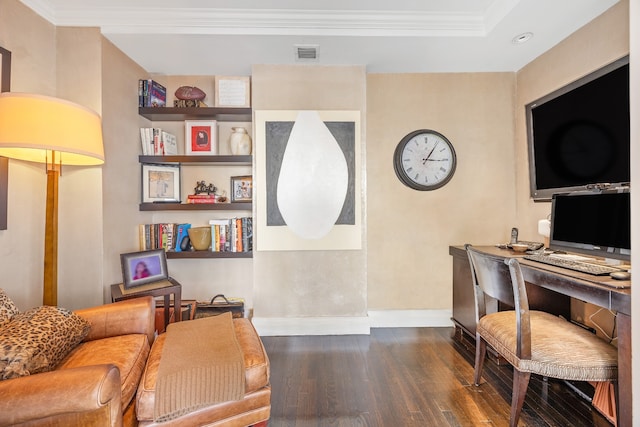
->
0, 92, 104, 165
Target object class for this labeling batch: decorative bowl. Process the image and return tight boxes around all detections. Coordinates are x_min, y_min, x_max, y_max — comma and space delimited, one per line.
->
511, 243, 528, 253
187, 226, 211, 251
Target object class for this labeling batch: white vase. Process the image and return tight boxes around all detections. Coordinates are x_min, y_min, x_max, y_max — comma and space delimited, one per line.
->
229, 127, 252, 155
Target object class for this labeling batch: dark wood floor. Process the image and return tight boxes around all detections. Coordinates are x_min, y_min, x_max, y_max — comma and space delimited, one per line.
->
261, 327, 612, 427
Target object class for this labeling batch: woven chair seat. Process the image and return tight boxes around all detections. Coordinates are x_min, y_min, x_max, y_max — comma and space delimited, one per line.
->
479, 310, 618, 381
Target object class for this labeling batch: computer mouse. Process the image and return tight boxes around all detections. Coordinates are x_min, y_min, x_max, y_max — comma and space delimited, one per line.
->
610, 271, 631, 280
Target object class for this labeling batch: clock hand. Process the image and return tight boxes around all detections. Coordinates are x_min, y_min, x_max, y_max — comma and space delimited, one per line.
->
422, 142, 439, 165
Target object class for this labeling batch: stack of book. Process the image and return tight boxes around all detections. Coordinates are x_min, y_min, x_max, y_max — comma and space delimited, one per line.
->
139, 223, 191, 252
186, 194, 217, 204
209, 217, 253, 253
140, 127, 177, 155
138, 79, 166, 107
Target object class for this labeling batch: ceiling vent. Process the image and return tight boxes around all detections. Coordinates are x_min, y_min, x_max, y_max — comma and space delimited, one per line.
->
295, 45, 319, 62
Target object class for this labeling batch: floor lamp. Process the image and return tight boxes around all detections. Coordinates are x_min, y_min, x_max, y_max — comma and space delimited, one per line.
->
0, 93, 104, 306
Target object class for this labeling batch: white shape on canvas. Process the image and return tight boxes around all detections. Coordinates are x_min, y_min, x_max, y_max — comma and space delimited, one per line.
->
276, 110, 348, 239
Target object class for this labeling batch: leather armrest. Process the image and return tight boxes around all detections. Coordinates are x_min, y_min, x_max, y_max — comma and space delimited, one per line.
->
0, 365, 122, 427
75, 296, 155, 345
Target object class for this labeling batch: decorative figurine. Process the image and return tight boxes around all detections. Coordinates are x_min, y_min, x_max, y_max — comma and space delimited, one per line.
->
194, 180, 217, 195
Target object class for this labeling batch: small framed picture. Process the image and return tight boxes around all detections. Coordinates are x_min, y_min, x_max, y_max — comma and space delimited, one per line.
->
142, 164, 181, 203
120, 249, 168, 289
230, 175, 252, 202
215, 76, 251, 108
185, 120, 217, 155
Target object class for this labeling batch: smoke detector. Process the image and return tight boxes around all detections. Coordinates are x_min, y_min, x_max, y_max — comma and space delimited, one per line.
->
294, 44, 320, 62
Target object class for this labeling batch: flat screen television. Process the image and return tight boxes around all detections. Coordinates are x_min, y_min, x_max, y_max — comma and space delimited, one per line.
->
549, 190, 630, 261
526, 56, 629, 201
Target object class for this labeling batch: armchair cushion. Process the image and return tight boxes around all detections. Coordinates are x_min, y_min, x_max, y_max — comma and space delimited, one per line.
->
0, 288, 19, 328
0, 306, 90, 380
58, 333, 150, 409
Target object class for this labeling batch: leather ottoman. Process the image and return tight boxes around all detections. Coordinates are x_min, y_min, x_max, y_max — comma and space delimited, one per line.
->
136, 318, 270, 427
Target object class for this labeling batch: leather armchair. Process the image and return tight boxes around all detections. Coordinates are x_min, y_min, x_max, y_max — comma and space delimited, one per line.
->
0, 297, 156, 427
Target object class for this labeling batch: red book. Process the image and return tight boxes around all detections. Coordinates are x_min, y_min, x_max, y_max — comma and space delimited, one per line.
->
186, 198, 216, 204
188, 194, 216, 199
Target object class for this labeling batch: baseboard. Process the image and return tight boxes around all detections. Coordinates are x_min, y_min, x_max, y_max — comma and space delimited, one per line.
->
368, 309, 453, 328
252, 310, 453, 336
252, 316, 371, 336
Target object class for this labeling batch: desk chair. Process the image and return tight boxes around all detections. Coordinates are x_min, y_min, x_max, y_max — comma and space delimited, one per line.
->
465, 245, 618, 427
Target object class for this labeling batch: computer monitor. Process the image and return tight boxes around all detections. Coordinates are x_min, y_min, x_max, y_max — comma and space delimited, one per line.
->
549, 190, 631, 261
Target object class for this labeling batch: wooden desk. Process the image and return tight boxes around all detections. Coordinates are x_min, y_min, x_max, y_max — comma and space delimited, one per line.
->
110, 278, 182, 331
450, 245, 632, 426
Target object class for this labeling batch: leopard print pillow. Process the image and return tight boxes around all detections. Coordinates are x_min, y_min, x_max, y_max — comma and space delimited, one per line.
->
0, 289, 20, 329
0, 306, 91, 380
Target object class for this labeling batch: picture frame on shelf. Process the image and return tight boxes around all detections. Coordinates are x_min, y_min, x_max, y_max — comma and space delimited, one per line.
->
120, 249, 169, 289
230, 175, 252, 202
185, 120, 217, 155
142, 163, 181, 203
214, 76, 251, 108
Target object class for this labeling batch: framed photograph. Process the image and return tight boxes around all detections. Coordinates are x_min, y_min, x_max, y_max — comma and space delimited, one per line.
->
142, 163, 181, 203
185, 120, 217, 155
0, 46, 11, 231
231, 175, 253, 202
121, 249, 169, 289
215, 76, 251, 108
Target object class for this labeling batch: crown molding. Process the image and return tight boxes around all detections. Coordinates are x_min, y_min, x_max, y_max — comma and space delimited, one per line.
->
19, 3, 519, 37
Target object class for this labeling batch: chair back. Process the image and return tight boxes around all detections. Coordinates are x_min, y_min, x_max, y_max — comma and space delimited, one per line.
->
465, 245, 518, 307
465, 245, 532, 357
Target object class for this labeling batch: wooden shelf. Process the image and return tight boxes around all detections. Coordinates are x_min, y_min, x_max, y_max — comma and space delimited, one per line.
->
139, 155, 252, 165
139, 107, 251, 122
166, 251, 252, 259
140, 202, 252, 211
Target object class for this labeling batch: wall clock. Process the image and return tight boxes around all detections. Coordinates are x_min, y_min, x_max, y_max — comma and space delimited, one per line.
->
393, 129, 457, 191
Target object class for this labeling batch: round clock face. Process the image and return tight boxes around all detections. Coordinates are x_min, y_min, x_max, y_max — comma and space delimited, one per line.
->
393, 129, 457, 191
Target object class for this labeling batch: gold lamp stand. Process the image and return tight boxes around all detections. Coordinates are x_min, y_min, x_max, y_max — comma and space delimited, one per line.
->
43, 157, 60, 306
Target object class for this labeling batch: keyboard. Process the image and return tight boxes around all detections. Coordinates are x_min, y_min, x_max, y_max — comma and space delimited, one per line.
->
523, 253, 624, 276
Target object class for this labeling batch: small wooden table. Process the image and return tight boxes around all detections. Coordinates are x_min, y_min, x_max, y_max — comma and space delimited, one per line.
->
111, 278, 182, 331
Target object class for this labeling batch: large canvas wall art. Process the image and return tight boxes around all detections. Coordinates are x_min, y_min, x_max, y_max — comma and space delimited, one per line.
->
255, 110, 361, 251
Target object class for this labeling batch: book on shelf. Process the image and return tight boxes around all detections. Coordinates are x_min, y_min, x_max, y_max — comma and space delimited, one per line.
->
208, 217, 252, 253
162, 131, 178, 155
138, 79, 166, 107
187, 194, 217, 204
174, 223, 191, 252
139, 223, 191, 252
139, 127, 177, 155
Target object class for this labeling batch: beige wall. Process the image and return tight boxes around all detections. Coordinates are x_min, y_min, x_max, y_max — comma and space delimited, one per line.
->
251, 65, 368, 322
100, 38, 150, 301
367, 72, 517, 310
515, 0, 629, 332
55, 27, 105, 309
514, 0, 629, 239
